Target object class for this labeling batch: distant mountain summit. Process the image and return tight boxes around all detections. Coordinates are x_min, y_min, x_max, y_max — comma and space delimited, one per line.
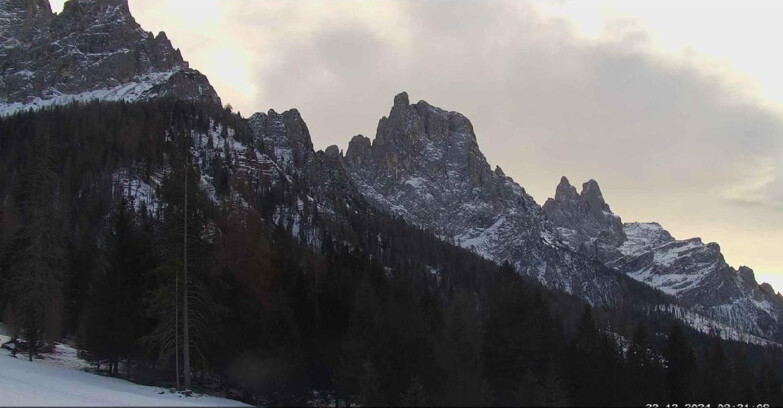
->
342, 92, 658, 307
542, 176, 625, 261
544, 177, 783, 339
0, 0, 220, 115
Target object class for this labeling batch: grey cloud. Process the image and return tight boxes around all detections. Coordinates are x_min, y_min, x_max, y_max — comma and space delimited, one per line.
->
241, 1, 782, 202
220, 0, 782, 270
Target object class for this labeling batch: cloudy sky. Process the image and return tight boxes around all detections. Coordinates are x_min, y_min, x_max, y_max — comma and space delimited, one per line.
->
52, 0, 783, 291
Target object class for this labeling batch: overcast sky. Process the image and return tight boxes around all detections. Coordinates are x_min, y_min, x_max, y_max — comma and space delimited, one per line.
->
52, 0, 783, 292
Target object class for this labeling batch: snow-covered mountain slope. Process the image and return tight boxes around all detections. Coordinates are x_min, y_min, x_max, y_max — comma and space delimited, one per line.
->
0, 0, 219, 116
615, 222, 782, 340
544, 178, 783, 341
341, 92, 663, 307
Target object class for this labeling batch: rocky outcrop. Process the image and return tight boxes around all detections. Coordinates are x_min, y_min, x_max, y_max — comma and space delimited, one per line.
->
544, 178, 783, 340
614, 222, 783, 339
344, 92, 654, 307
543, 177, 625, 261
249, 109, 368, 213
0, 0, 219, 114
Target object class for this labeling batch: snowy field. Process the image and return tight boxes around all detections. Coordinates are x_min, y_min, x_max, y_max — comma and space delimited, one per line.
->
0, 330, 248, 407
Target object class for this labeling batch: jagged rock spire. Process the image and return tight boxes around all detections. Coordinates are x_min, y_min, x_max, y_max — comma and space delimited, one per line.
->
393, 91, 409, 107
345, 135, 372, 166
581, 179, 613, 224
324, 145, 341, 158
347, 91, 489, 188
543, 177, 626, 258
553, 176, 579, 201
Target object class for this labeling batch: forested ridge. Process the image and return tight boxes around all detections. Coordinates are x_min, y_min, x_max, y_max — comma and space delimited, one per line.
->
1, 101, 783, 406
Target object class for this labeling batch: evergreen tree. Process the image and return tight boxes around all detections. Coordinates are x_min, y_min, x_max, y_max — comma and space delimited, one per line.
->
145, 145, 215, 388
540, 358, 569, 407
483, 264, 532, 405
3, 128, 67, 361
79, 198, 156, 377
358, 356, 382, 407
757, 363, 783, 405
335, 277, 385, 404
400, 376, 429, 407
566, 307, 620, 406
702, 341, 735, 403
625, 323, 663, 404
437, 291, 488, 406
665, 324, 697, 403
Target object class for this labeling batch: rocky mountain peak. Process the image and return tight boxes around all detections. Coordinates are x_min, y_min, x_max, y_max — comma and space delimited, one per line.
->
373, 92, 478, 151
1, 0, 219, 113
553, 176, 579, 202
346, 91, 532, 211
581, 179, 612, 218
393, 91, 409, 108
544, 177, 626, 258
249, 108, 315, 172
61, 0, 131, 15
248, 106, 367, 212
350, 92, 489, 191
324, 145, 341, 158
344, 92, 642, 307
547, 181, 783, 339
761, 283, 777, 297
52, 0, 165, 59
54, 0, 135, 36
345, 135, 372, 166
738, 266, 756, 283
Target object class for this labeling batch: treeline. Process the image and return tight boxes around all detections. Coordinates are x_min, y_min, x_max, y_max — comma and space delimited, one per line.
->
1, 101, 783, 406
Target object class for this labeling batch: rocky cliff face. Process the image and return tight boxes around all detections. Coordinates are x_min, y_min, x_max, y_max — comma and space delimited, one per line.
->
248, 109, 368, 214
342, 92, 652, 307
544, 178, 783, 340
542, 177, 625, 262
615, 222, 782, 339
0, 0, 220, 115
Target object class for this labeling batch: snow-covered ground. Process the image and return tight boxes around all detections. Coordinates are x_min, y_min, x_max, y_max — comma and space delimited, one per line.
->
0, 333, 248, 407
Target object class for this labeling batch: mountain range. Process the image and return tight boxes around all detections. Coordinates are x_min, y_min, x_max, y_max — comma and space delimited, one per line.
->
2, 0, 781, 345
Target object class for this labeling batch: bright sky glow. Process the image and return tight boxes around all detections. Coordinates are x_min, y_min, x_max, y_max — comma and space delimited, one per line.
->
539, 1, 783, 113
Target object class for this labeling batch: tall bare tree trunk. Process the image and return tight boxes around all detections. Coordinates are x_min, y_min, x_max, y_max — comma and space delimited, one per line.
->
175, 263, 180, 390
183, 163, 191, 391
27, 328, 35, 362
